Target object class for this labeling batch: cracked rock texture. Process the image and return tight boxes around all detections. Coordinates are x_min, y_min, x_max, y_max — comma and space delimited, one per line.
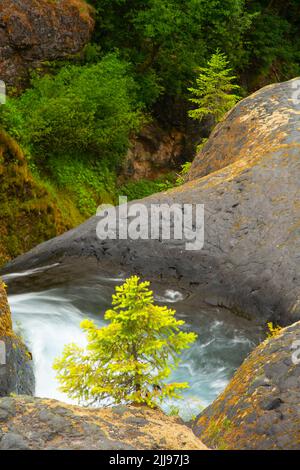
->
193, 322, 300, 449
0, 280, 34, 397
3, 78, 300, 325
0, 396, 207, 450
0, 0, 94, 89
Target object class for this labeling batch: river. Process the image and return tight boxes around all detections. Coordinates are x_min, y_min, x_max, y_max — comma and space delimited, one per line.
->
3, 262, 263, 420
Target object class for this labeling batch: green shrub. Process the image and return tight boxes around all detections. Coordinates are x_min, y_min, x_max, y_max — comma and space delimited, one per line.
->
48, 155, 117, 216
1, 54, 142, 166
119, 174, 176, 201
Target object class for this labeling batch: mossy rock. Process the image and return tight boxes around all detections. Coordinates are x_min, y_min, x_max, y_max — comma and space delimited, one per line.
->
193, 321, 300, 449
0, 130, 83, 266
0, 279, 34, 397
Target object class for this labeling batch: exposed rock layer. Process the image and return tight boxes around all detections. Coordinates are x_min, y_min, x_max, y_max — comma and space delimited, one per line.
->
193, 321, 300, 450
0, 0, 94, 89
123, 122, 188, 180
0, 396, 207, 450
3, 78, 300, 326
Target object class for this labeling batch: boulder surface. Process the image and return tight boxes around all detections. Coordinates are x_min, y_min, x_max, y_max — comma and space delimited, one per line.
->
0, 280, 34, 396
0, 0, 94, 89
193, 321, 300, 450
0, 396, 207, 450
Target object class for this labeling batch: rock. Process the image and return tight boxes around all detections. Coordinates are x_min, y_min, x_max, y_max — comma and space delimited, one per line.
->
187, 81, 295, 180
122, 122, 189, 180
0, 0, 94, 89
0, 279, 34, 396
0, 396, 208, 450
0, 432, 29, 450
3, 78, 300, 325
193, 321, 300, 450
0, 130, 83, 266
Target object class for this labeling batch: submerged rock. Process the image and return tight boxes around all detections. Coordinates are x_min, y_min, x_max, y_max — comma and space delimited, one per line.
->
0, 0, 94, 89
0, 396, 207, 450
193, 321, 300, 450
4, 78, 300, 326
0, 279, 34, 396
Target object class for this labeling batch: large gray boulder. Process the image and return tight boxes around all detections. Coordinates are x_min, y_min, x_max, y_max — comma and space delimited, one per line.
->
2, 78, 300, 326
193, 321, 300, 450
0, 396, 207, 450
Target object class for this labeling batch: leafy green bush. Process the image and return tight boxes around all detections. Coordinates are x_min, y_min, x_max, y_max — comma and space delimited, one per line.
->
243, 1, 300, 84
48, 155, 117, 216
54, 276, 197, 407
1, 54, 142, 166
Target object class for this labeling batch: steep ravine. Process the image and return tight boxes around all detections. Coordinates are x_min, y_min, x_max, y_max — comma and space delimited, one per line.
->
4, 78, 300, 326
2, 78, 300, 449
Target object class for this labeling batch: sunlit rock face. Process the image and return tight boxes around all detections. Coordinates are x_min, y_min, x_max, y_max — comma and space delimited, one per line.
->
0, 396, 208, 450
193, 321, 300, 450
3, 78, 300, 326
0, 279, 34, 397
187, 80, 297, 180
0, 0, 94, 89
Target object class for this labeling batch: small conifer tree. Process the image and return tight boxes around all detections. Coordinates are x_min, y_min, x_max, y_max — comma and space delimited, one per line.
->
53, 276, 197, 407
188, 50, 241, 124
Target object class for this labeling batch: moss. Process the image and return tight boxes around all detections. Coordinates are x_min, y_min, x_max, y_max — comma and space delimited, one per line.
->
0, 280, 12, 336
0, 130, 84, 266
199, 416, 233, 450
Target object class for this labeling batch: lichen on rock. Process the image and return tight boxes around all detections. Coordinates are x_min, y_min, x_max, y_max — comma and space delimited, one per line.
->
0, 396, 208, 450
193, 321, 300, 450
0, 0, 94, 90
0, 278, 34, 397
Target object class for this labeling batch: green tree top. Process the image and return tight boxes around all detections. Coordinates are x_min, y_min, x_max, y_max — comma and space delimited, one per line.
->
53, 276, 197, 407
188, 50, 241, 124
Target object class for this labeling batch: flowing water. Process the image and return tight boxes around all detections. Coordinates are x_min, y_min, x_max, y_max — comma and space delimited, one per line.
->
3, 264, 263, 421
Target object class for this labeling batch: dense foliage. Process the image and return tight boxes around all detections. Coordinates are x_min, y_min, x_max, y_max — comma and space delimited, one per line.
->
88, 0, 300, 101
1, 54, 141, 166
88, 0, 252, 102
1, 0, 299, 237
244, 0, 300, 87
54, 276, 197, 406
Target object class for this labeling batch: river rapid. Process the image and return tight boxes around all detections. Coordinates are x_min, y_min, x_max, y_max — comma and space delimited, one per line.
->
3, 262, 263, 420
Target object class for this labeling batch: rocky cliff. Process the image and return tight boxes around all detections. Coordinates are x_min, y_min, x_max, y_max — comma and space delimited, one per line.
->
123, 122, 188, 181
0, 279, 34, 396
0, 0, 94, 89
0, 396, 207, 450
4, 78, 300, 326
193, 322, 300, 450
